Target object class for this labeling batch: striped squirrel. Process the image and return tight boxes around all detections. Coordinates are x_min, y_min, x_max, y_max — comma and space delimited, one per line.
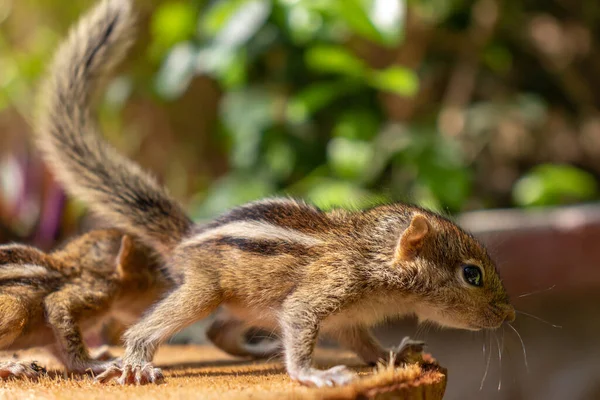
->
34, 0, 515, 387
0, 229, 171, 378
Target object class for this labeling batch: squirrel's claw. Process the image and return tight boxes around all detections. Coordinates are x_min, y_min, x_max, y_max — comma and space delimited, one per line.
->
95, 363, 163, 385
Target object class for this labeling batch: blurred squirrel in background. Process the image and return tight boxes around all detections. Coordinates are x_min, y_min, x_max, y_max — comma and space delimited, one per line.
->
0, 229, 170, 378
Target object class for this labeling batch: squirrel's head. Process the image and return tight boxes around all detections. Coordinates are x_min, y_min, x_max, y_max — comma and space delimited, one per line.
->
391, 210, 514, 331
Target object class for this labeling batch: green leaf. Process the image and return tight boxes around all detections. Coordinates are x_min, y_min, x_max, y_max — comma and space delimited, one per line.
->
333, 110, 380, 141
302, 178, 388, 210
200, 0, 242, 37
335, 0, 384, 44
195, 45, 248, 89
391, 128, 471, 211
327, 137, 374, 180
154, 43, 197, 100
411, 183, 442, 213
200, 0, 271, 47
420, 163, 471, 211
368, 66, 419, 97
513, 164, 598, 207
286, 81, 360, 124
193, 173, 275, 218
283, 3, 325, 44
150, 2, 197, 58
305, 45, 367, 77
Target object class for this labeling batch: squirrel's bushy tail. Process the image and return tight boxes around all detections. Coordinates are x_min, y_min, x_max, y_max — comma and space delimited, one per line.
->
35, 0, 192, 256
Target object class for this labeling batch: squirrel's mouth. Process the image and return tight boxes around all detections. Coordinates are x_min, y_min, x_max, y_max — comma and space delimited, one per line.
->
471, 321, 503, 330
416, 304, 512, 331
472, 313, 514, 330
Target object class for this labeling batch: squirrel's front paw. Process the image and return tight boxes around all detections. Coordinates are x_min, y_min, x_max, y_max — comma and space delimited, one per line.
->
0, 361, 46, 380
291, 365, 357, 387
95, 362, 163, 385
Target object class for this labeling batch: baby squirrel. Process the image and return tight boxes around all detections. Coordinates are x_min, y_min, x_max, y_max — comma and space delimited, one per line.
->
34, 0, 516, 387
0, 229, 171, 378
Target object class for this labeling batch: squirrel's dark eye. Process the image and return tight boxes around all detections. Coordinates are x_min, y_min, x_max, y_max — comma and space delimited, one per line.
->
462, 265, 482, 287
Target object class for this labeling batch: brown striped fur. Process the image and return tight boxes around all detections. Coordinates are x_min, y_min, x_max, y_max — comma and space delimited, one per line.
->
0, 229, 171, 379
35, 0, 515, 387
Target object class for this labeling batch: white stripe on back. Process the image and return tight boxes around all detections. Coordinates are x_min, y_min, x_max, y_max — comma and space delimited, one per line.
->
0, 264, 49, 280
182, 220, 323, 249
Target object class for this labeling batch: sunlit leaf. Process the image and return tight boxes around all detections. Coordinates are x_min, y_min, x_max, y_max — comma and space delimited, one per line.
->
150, 2, 197, 58
368, 66, 419, 97
195, 45, 247, 89
195, 45, 235, 75
334, 0, 405, 46
200, 0, 271, 47
200, 0, 244, 37
411, 184, 442, 213
305, 45, 367, 77
368, 0, 405, 45
335, 0, 384, 44
154, 43, 197, 100
513, 164, 598, 207
285, 4, 324, 44
302, 178, 388, 210
327, 137, 374, 180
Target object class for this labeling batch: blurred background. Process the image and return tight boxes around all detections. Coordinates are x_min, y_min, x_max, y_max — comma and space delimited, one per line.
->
1, 0, 600, 399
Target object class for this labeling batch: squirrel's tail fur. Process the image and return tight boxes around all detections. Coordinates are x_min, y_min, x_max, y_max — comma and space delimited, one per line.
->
35, 0, 192, 256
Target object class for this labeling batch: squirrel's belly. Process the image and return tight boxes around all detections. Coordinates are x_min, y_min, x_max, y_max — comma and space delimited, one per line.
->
220, 302, 280, 331
322, 296, 417, 331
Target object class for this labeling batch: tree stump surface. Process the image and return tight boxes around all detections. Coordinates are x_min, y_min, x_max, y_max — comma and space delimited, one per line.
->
0, 345, 446, 399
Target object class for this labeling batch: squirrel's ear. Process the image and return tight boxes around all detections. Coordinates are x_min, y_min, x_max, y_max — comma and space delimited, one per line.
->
396, 214, 431, 261
115, 235, 133, 278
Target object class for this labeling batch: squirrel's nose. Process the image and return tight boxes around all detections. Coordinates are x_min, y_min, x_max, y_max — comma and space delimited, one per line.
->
504, 306, 516, 323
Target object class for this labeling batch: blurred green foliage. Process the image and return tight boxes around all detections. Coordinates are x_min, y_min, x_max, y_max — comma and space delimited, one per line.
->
2, 0, 600, 245
513, 164, 598, 207
151, 0, 454, 217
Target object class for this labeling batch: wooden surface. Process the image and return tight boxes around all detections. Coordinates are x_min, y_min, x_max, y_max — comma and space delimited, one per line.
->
0, 345, 446, 399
